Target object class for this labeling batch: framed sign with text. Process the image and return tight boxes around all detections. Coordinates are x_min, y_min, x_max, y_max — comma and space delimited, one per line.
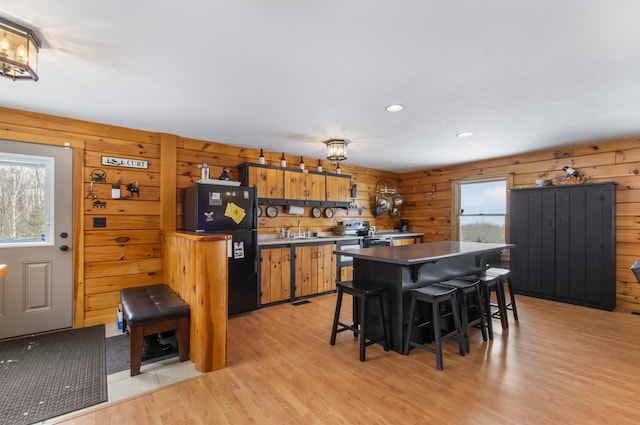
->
101, 156, 148, 169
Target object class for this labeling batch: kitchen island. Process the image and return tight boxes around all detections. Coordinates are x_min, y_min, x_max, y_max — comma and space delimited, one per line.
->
333, 241, 515, 352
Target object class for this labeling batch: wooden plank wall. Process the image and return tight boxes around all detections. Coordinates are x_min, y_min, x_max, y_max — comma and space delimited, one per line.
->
82, 135, 165, 325
2, 106, 638, 316
175, 137, 401, 236
0, 107, 400, 327
397, 139, 640, 311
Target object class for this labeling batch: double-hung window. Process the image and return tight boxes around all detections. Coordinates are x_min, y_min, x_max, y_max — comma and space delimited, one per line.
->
455, 177, 508, 243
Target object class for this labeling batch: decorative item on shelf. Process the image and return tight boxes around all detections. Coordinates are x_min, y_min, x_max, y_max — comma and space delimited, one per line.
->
266, 205, 278, 218
562, 165, 591, 185
257, 206, 263, 217
324, 207, 334, 218
350, 184, 357, 198
92, 199, 107, 208
316, 160, 323, 173
126, 181, 140, 197
259, 149, 265, 164
299, 156, 305, 170
312, 207, 322, 218
219, 167, 231, 181
199, 163, 210, 180
86, 181, 97, 199
336, 162, 342, 174
427, 184, 437, 200
90, 169, 107, 182
280, 153, 286, 168
323, 138, 350, 161
0, 17, 40, 81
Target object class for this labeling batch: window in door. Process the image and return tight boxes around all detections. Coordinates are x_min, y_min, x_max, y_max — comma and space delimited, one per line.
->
456, 178, 507, 243
0, 152, 54, 246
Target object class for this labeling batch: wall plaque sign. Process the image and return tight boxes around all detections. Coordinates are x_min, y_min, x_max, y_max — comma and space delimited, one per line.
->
101, 156, 148, 169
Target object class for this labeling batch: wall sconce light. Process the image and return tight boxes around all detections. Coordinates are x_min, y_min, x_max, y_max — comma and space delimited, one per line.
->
323, 138, 350, 161
0, 17, 40, 81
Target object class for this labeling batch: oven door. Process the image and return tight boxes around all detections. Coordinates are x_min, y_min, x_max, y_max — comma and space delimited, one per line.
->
337, 243, 361, 266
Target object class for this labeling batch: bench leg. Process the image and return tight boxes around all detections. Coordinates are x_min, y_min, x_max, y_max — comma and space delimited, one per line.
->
130, 326, 143, 376
177, 316, 189, 362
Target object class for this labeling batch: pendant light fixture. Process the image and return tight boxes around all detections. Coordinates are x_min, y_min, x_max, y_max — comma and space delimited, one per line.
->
323, 138, 350, 161
0, 17, 40, 81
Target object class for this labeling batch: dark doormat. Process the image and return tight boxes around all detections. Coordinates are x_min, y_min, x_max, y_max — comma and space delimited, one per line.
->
106, 332, 178, 375
0, 325, 107, 425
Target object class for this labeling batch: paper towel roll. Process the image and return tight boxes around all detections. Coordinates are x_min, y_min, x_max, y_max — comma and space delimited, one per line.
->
285, 205, 304, 215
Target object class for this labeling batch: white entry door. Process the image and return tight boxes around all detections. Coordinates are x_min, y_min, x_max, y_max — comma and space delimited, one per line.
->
0, 140, 73, 339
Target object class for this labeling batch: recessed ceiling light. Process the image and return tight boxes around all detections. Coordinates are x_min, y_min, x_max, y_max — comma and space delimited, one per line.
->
456, 132, 474, 138
385, 104, 404, 112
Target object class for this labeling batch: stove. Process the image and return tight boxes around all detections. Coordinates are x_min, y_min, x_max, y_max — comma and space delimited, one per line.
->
341, 219, 370, 237
340, 219, 392, 247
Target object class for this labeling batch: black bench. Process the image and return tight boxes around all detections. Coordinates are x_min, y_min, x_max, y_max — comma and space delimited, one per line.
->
120, 284, 190, 376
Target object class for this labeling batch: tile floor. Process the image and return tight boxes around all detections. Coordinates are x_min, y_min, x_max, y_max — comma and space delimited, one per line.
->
43, 323, 202, 423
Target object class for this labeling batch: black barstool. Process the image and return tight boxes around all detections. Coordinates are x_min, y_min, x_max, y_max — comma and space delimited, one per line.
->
330, 280, 390, 362
485, 267, 519, 322
439, 278, 487, 353
461, 272, 509, 337
404, 283, 466, 370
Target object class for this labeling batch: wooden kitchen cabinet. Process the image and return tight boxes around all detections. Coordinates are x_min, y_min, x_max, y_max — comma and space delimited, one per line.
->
510, 182, 616, 310
391, 237, 419, 246
238, 163, 351, 206
326, 174, 351, 203
294, 244, 336, 297
284, 170, 326, 202
259, 247, 291, 304
245, 165, 284, 200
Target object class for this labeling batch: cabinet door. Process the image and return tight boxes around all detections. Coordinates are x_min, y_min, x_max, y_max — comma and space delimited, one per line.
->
307, 173, 326, 201
294, 244, 337, 297
260, 247, 291, 304
392, 237, 416, 246
249, 166, 284, 199
284, 170, 306, 200
319, 244, 337, 293
339, 266, 353, 282
326, 175, 351, 202
540, 190, 558, 296
295, 245, 314, 297
284, 171, 326, 202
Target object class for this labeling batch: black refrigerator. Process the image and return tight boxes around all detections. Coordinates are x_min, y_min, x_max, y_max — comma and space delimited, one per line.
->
183, 183, 259, 316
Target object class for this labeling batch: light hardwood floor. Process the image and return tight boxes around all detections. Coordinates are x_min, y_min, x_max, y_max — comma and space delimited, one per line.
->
54, 291, 640, 424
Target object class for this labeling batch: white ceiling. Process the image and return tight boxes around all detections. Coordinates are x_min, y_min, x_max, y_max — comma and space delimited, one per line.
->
2, 1, 640, 172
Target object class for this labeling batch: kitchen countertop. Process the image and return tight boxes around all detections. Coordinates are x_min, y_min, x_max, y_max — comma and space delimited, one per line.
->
259, 235, 363, 246
371, 231, 424, 238
258, 231, 424, 246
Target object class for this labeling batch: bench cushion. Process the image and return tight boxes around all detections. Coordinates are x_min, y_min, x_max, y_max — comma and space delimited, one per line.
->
120, 284, 189, 327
